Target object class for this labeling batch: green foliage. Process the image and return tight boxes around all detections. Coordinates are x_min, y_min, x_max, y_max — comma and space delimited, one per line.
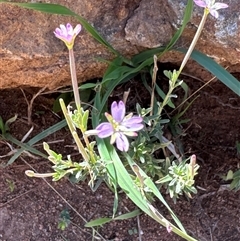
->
0, 115, 17, 136
6, 179, 15, 192
2, 120, 67, 166
222, 142, 240, 191
223, 169, 240, 191
177, 49, 240, 96
0, 115, 49, 166
58, 210, 71, 231
2, 0, 238, 240
43, 140, 106, 189
85, 209, 141, 227
236, 141, 240, 157
53, 88, 92, 113
156, 159, 199, 203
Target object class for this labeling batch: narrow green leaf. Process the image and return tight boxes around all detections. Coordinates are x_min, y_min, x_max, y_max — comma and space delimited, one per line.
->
28, 119, 67, 145
124, 153, 186, 233
96, 57, 154, 119
177, 49, 240, 96
85, 209, 141, 227
102, 57, 124, 80
131, 47, 165, 66
85, 217, 112, 227
114, 209, 141, 220
156, 175, 172, 184
232, 169, 240, 178
6, 120, 67, 165
79, 83, 97, 89
0, 116, 6, 134
5, 114, 18, 127
155, 83, 175, 108
5, 134, 47, 166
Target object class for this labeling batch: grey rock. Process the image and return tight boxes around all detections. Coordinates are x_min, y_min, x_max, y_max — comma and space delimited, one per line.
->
125, 0, 176, 48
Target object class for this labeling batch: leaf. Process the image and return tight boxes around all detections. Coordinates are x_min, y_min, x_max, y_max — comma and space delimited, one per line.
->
232, 169, 240, 179
53, 92, 72, 113
177, 49, 240, 96
5, 133, 47, 159
114, 209, 141, 220
85, 217, 112, 227
155, 83, 175, 108
95, 57, 156, 120
85, 209, 141, 227
226, 170, 234, 180
6, 119, 67, 165
156, 175, 172, 184
79, 83, 98, 89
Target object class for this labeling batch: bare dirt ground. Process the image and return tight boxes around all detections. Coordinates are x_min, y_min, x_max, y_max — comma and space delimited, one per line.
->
0, 63, 240, 241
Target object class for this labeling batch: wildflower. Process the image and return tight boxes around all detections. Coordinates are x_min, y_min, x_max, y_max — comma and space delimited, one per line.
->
54, 23, 81, 49
194, 0, 228, 18
86, 101, 144, 152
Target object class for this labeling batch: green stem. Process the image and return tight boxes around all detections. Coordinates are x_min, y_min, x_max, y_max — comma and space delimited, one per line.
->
157, 10, 209, 118
25, 170, 54, 178
69, 48, 81, 110
178, 10, 209, 74
60, 99, 89, 161
68, 49, 94, 161
158, 85, 175, 117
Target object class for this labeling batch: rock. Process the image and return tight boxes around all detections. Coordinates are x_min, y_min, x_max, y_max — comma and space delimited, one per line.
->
0, 0, 239, 89
167, 0, 240, 64
125, 0, 176, 48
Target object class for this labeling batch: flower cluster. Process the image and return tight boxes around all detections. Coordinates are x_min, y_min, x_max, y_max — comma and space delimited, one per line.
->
86, 101, 144, 152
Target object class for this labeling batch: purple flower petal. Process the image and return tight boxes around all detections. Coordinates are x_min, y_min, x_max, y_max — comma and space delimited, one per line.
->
90, 100, 144, 152
194, 0, 228, 18
111, 101, 125, 122
53, 28, 63, 39
193, 0, 207, 8
123, 131, 138, 137
209, 9, 219, 18
115, 133, 129, 152
122, 116, 144, 131
66, 23, 74, 36
60, 24, 67, 36
212, 2, 228, 10
123, 116, 143, 124
74, 24, 82, 35
96, 122, 114, 138
54, 23, 82, 49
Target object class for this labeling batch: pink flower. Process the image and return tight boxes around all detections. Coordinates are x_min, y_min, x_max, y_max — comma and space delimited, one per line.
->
54, 23, 81, 49
86, 101, 144, 152
194, 0, 228, 18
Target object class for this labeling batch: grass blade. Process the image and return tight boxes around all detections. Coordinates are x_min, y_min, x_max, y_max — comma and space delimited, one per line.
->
6, 120, 67, 165
95, 139, 197, 240
178, 48, 240, 96
85, 209, 141, 227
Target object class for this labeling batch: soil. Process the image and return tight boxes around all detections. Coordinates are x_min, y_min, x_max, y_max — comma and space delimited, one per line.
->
0, 63, 240, 241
